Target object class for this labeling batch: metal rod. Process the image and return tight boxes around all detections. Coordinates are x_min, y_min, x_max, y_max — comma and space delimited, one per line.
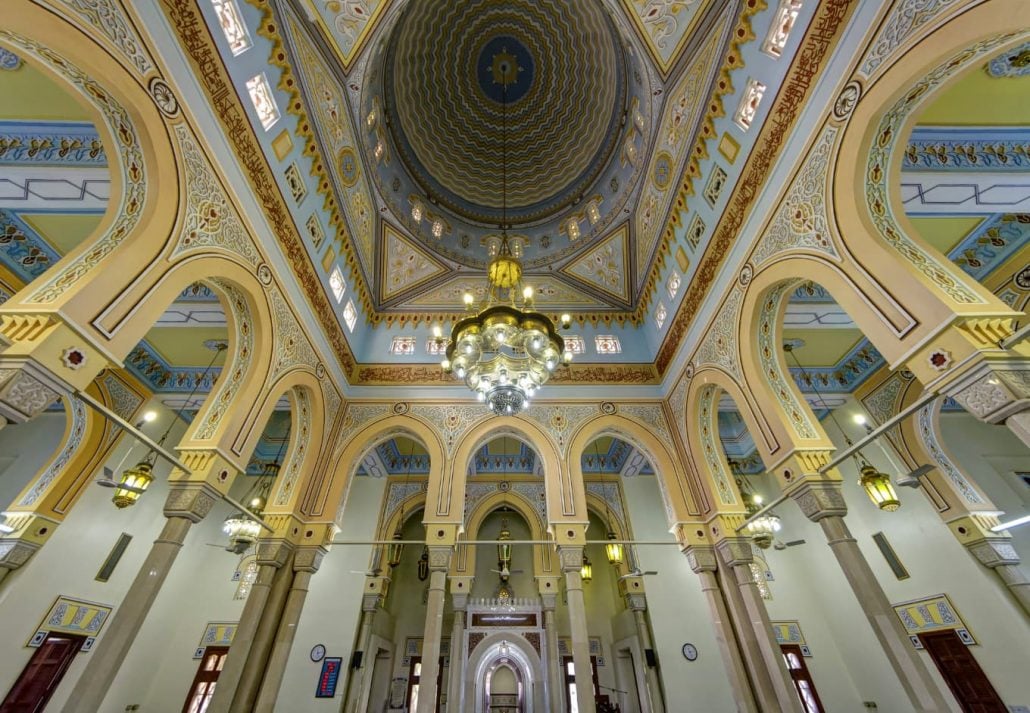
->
1000, 321, 1030, 349
74, 390, 273, 533
818, 391, 939, 473
328, 539, 684, 546
73, 389, 193, 473
734, 494, 790, 532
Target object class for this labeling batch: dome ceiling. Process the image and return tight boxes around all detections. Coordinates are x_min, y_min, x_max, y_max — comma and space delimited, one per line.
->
384, 0, 624, 225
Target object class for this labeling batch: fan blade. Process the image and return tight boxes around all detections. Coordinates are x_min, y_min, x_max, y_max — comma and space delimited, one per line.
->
784, 539, 806, 547
642, 570, 658, 576
510, 569, 525, 574
95, 467, 117, 488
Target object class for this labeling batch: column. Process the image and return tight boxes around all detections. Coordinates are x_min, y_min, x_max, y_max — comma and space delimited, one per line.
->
345, 582, 387, 713
539, 580, 562, 713
208, 542, 293, 713
683, 545, 757, 713
416, 545, 452, 713
559, 545, 595, 713
446, 586, 469, 713
252, 546, 325, 712
230, 552, 295, 713
624, 592, 665, 713
64, 483, 219, 712
792, 481, 952, 711
717, 538, 804, 713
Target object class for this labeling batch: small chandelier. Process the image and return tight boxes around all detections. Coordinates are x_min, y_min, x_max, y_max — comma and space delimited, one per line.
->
223, 513, 262, 555
736, 473, 781, 550
437, 74, 573, 415
859, 464, 901, 512
387, 438, 417, 569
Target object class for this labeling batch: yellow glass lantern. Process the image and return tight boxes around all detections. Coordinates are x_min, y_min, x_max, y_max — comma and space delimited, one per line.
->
604, 532, 624, 566
386, 530, 404, 569
580, 553, 593, 583
112, 460, 154, 509
860, 465, 901, 511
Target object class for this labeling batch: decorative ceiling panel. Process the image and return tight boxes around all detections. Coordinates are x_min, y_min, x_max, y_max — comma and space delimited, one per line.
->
619, 0, 716, 75
300, 0, 391, 72
559, 223, 632, 306
377, 222, 451, 303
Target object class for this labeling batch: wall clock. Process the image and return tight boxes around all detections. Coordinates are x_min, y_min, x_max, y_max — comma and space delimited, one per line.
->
681, 643, 699, 661
310, 644, 326, 662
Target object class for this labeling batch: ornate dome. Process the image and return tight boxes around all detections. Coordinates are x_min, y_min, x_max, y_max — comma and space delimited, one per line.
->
384, 0, 625, 226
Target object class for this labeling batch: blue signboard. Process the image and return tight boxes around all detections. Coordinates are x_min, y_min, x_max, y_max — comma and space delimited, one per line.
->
316, 656, 342, 698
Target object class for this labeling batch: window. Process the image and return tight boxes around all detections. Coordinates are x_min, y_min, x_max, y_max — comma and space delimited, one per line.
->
184, 647, 229, 713
781, 645, 824, 713
245, 73, 280, 130
564, 334, 586, 355
667, 271, 681, 300
389, 336, 417, 355
655, 302, 667, 329
211, 0, 251, 55
329, 266, 346, 303
763, 0, 802, 58
595, 335, 621, 355
426, 337, 447, 356
343, 299, 357, 332
734, 79, 767, 131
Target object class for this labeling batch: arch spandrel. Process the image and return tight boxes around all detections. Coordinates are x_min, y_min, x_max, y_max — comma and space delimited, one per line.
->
833, 0, 1028, 317
449, 417, 575, 528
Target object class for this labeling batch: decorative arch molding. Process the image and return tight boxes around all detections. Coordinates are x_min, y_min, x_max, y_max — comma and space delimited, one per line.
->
465, 631, 546, 713
320, 413, 444, 524
688, 366, 783, 464
686, 382, 743, 509
916, 398, 991, 507
567, 412, 696, 526
458, 490, 552, 578
450, 417, 574, 526
835, 0, 1028, 312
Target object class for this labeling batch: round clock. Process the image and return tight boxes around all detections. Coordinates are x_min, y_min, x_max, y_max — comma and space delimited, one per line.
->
681, 643, 699, 661
310, 644, 326, 662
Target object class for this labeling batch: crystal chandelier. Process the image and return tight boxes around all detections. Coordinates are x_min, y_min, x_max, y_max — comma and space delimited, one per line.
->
438, 73, 572, 414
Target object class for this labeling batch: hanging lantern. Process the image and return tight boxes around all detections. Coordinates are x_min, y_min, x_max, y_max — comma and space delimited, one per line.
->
417, 547, 430, 581
112, 460, 154, 509
223, 513, 261, 554
745, 514, 782, 550
604, 531, 624, 566
386, 529, 404, 568
580, 553, 593, 583
496, 519, 512, 570
860, 464, 901, 511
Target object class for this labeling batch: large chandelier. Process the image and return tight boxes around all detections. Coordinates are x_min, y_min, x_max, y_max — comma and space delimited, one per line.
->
438, 62, 572, 414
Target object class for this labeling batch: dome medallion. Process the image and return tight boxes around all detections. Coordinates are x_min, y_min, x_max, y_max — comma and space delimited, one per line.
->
384, 0, 626, 227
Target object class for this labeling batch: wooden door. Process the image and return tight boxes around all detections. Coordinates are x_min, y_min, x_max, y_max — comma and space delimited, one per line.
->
781, 645, 825, 713
1, 633, 84, 713
919, 631, 1006, 713
182, 646, 229, 713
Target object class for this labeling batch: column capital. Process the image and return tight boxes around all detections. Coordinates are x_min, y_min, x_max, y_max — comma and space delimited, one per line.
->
0, 512, 60, 572
163, 482, 221, 523
944, 361, 1030, 424
788, 479, 848, 522
362, 592, 385, 612
0, 538, 41, 572
449, 575, 474, 602
293, 546, 326, 573
427, 545, 452, 572
625, 591, 648, 612
255, 540, 295, 568
682, 544, 718, 573
540, 592, 558, 610
715, 537, 754, 567
556, 544, 585, 572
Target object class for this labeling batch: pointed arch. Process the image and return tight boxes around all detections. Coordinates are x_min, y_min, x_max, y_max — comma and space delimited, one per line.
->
458, 490, 552, 578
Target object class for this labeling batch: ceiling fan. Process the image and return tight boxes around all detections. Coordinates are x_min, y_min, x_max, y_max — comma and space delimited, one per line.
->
490, 565, 524, 579
349, 567, 384, 577
618, 568, 658, 581
773, 539, 806, 550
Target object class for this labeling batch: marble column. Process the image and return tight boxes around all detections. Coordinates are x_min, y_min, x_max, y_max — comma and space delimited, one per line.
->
345, 586, 386, 713
65, 484, 219, 713
540, 584, 562, 713
717, 538, 803, 713
416, 546, 452, 713
624, 593, 665, 713
684, 545, 757, 713
446, 590, 468, 713
231, 555, 295, 713
559, 545, 595, 713
252, 546, 325, 712
208, 542, 293, 713
793, 482, 952, 712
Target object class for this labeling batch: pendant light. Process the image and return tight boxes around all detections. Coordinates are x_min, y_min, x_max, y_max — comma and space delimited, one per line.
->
113, 342, 227, 508
732, 462, 781, 550
785, 342, 900, 511
223, 420, 284, 554
580, 553, 593, 583
595, 440, 624, 567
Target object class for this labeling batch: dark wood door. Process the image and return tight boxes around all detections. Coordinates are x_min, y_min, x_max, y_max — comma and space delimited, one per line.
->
182, 646, 229, 713
919, 631, 1006, 713
781, 645, 825, 713
1, 633, 84, 713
